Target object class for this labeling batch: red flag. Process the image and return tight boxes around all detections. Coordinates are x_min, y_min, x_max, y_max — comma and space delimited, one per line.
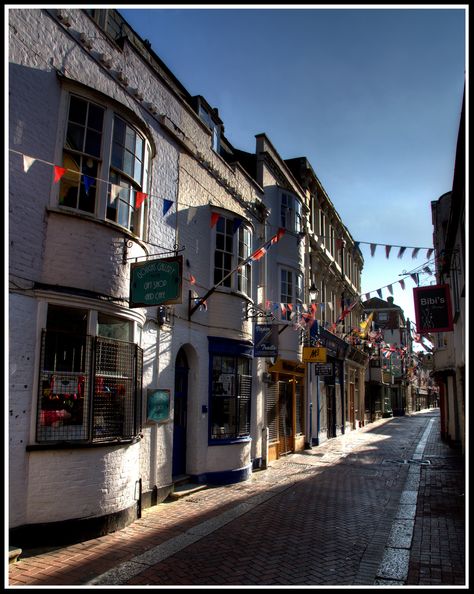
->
135, 191, 147, 209
250, 246, 267, 261
210, 212, 220, 228
53, 166, 66, 183
189, 275, 196, 285
385, 245, 392, 258
271, 228, 286, 244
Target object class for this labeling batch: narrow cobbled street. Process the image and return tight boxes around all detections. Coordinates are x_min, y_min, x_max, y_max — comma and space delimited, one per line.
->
8, 409, 465, 587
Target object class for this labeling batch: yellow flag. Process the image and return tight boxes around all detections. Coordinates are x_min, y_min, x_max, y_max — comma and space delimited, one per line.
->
359, 312, 374, 337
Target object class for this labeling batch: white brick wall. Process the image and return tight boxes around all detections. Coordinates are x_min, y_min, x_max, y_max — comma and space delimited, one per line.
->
9, 7, 266, 531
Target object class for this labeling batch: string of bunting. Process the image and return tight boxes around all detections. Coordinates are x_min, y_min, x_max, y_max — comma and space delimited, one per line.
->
12, 148, 435, 258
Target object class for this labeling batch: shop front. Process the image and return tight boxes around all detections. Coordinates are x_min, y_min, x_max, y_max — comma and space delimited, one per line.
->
266, 359, 305, 462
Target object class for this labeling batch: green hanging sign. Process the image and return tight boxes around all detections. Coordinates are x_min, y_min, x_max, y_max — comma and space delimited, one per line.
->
130, 255, 183, 307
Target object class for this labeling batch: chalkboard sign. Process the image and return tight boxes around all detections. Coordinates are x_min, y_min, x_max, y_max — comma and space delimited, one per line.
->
130, 256, 182, 308
147, 389, 171, 423
413, 284, 453, 333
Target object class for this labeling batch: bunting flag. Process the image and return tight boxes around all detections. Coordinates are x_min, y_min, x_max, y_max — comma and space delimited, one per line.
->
387, 284, 393, 295
397, 246, 407, 259
370, 243, 377, 256
359, 312, 374, 337
399, 279, 405, 290
163, 199, 173, 216
189, 275, 196, 285
53, 166, 66, 183
232, 218, 243, 234
110, 184, 121, 203
210, 212, 220, 228
385, 245, 392, 258
377, 289, 383, 298
410, 273, 419, 285
83, 175, 94, 195
187, 206, 197, 224
135, 191, 147, 210
412, 248, 420, 259
426, 248, 434, 259
23, 155, 36, 173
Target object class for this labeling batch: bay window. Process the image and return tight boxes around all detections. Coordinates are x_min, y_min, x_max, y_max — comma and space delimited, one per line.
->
281, 268, 303, 321
36, 305, 142, 443
58, 92, 151, 239
213, 215, 252, 297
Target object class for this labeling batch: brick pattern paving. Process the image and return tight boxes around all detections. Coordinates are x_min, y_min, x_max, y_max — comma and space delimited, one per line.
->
406, 414, 465, 586
8, 410, 465, 587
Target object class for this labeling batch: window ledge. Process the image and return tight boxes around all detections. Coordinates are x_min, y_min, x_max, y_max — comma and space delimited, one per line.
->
26, 435, 142, 451
208, 436, 251, 446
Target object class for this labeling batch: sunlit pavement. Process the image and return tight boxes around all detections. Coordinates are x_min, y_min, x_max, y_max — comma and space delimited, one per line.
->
8, 409, 465, 587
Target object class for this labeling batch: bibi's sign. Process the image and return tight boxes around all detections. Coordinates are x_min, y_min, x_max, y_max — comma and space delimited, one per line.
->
303, 346, 327, 363
130, 256, 183, 307
413, 284, 453, 333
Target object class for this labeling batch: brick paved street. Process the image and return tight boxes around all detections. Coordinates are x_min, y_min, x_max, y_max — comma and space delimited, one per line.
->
8, 409, 466, 588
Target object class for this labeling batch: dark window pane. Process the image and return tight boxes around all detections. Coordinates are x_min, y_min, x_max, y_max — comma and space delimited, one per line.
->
85, 130, 102, 157
88, 104, 104, 131
66, 123, 85, 152
69, 96, 87, 124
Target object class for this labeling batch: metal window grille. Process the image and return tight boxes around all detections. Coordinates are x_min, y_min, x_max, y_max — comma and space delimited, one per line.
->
266, 382, 279, 443
237, 374, 251, 436
36, 330, 142, 443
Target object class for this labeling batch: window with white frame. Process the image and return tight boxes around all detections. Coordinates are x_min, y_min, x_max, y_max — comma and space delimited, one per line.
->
280, 268, 303, 321
214, 215, 252, 297
36, 305, 142, 443
319, 210, 326, 245
198, 104, 221, 153
58, 92, 151, 238
281, 192, 302, 234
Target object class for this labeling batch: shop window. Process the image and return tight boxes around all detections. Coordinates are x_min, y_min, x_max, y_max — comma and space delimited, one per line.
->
36, 305, 142, 443
213, 215, 252, 297
58, 93, 151, 238
209, 352, 252, 441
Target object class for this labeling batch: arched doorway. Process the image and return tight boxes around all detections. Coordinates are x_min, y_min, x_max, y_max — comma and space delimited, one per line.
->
172, 348, 189, 478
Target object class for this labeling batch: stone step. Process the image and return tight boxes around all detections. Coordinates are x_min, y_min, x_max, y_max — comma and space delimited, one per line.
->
168, 482, 209, 500
9, 546, 22, 564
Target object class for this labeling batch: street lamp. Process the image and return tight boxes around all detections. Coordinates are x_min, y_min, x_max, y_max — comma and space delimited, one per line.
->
309, 282, 319, 303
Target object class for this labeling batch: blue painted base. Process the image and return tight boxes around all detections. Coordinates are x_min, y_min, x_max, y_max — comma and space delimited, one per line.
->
192, 463, 252, 486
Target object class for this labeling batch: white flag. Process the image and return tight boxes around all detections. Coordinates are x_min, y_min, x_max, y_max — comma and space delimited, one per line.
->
23, 155, 36, 172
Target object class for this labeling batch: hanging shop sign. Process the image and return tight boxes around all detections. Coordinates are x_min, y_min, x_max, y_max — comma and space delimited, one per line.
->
130, 256, 183, 308
302, 346, 327, 363
413, 284, 453, 333
313, 363, 333, 376
254, 323, 278, 357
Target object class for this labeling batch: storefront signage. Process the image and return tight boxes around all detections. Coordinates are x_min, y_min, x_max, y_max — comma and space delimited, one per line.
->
147, 389, 170, 423
254, 324, 278, 357
413, 284, 453, 332
314, 363, 333, 376
130, 256, 183, 308
303, 346, 327, 363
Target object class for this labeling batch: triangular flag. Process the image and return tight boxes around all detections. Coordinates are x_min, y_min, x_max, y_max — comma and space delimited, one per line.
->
377, 289, 383, 298
109, 184, 121, 204
370, 243, 377, 257
410, 273, 419, 285
135, 191, 147, 209
53, 166, 66, 183
232, 218, 243, 234
397, 246, 407, 258
23, 155, 36, 173
83, 175, 94, 195
426, 248, 434, 259
412, 248, 420, 259
163, 199, 173, 216
210, 212, 220, 228
189, 275, 196, 285
271, 228, 286, 244
387, 284, 393, 295
399, 279, 405, 290
187, 206, 197, 224
385, 245, 392, 258
365, 293, 371, 300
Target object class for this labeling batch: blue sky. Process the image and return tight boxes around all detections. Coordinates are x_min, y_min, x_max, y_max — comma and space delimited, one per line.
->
120, 5, 466, 328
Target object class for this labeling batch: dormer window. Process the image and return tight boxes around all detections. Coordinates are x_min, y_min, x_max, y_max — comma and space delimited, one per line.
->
198, 103, 221, 153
